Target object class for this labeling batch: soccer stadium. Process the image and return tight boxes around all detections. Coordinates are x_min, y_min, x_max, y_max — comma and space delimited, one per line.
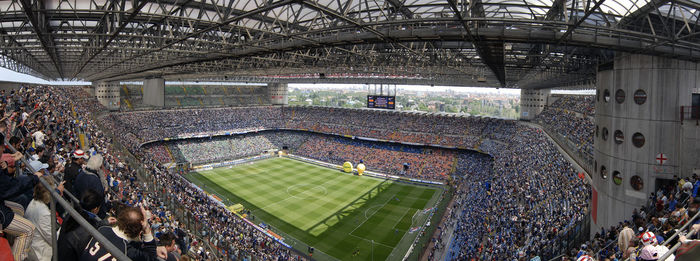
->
0, 1, 699, 261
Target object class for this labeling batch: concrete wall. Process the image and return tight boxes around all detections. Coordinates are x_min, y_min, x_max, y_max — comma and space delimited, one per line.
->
268, 83, 288, 105
593, 53, 700, 233
143, 78, 165, 108
520, 89, 550, 120
94, 81, 120, 111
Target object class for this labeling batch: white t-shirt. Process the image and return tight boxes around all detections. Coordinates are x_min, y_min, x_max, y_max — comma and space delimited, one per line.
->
32, 131, 45, 147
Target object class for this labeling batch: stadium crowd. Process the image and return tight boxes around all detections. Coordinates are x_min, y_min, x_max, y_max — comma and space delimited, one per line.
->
583, 175, 700, 260
0, 86, 306, 261
144, 131, 310, 165
3, 85, 698, 261
535, 95, 595, 160
103, 107, 283, 151
104, 101, 597, 259
295, 134, 458, 181
536, 108, 594, 157
105, 106, 494, 150
144, 130, 465, 182
169, 134, 275, 165
549, 95, 596, 116
126, 105, 597, 259
443, 124, 592, 260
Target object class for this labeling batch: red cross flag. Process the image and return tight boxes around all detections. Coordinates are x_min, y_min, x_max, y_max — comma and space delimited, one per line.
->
656, 153, 668, 165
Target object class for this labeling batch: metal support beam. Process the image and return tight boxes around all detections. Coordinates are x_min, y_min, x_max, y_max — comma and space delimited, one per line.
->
544, 0, 568, 21
72, 0, 148, 78
448, 0, 506, 86
385, 0, 413, 19
300, 0, 387, 39
18, 0, 64, 79
618, 0, 671, 27
0, 28, 51, 75
93, 0, 298, 77
559, 0, 607, 43
157, 0, 308, 32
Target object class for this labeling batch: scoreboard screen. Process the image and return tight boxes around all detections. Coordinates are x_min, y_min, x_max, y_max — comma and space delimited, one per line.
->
367, 95, 395, 109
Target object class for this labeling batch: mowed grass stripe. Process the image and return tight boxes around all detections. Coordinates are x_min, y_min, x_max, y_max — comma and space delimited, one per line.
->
281, 175, 374, 230
201, 160, 323, 211
258, 172, 347, 227
186, 157, 440, 261
351, 185, 423, 246
200, 158, 382, 230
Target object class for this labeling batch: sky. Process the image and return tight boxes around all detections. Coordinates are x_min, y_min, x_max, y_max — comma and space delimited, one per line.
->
0, 67, 91, 85
289, 83, 523, 94
0, 68, 595, 95
290, 83, 595, 95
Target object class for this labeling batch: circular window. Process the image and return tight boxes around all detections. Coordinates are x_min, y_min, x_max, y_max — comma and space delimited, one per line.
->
604, 89, 611, 103
613, 171, 622, 185
633, 89, 647, 105
600, 165, 608, 179
632, 133, 645, 148
614, 130, 624, 144
631, 175, 643, 190
602, 127, 609, 141
615, 89, 626, 103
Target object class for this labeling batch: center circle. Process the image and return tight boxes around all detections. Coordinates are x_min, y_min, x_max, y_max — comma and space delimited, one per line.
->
287, 184, 327, 199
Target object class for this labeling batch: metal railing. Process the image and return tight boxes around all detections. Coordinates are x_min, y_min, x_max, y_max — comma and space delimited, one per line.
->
658, 208, 700, 261
680, 106, 700, 125
603, 198, 700, 261
3, 140, 131, 261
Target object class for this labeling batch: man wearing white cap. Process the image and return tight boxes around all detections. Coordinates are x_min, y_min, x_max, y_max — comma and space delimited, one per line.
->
63, 149, 88, 195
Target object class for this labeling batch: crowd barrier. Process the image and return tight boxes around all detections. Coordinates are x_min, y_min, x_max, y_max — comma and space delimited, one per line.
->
3, 140, 132, 261
191, 153, 274, 170
139, 127, 488, 157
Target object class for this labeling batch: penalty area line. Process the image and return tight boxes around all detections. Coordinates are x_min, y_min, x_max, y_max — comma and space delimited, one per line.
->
349, 191, 396, 236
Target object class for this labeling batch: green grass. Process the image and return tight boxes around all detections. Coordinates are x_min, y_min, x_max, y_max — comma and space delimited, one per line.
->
185, 157, 441, 261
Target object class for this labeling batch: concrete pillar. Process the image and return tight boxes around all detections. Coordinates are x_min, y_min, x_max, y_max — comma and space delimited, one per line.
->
268, 83, 288, 105
84, 85, 95, 97
143, 78, 165, 108
520, 89, 550, 120
93, 81, 120, 111
592, 53, 700, 233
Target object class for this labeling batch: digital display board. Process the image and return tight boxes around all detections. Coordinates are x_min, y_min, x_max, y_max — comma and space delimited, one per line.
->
367, 95, 395, 109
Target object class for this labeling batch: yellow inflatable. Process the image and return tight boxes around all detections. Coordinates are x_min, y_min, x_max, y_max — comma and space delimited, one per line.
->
343, 162, 353, 173
357, 163, 366, 176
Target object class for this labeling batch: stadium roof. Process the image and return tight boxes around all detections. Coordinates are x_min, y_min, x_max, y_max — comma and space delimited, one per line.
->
0, 0, 699, 88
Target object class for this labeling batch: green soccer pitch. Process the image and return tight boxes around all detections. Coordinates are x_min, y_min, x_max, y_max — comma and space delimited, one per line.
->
185, 157, 443, 261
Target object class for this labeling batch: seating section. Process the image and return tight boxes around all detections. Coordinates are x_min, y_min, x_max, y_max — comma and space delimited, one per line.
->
549, 95, 595, 116
295, 134, 457, 181
535, 95, 595, 160
107, 105, 599, 260
3, 86, 695, 261
168, 134, 276, 165
0, 86, 301, 261
119, 84, 269, 110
